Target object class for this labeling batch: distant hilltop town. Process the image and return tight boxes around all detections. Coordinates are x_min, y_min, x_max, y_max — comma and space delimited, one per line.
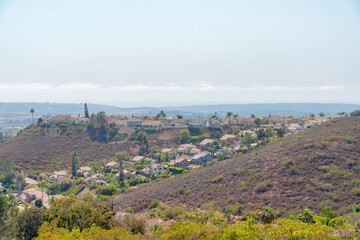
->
38, 113, 328, 133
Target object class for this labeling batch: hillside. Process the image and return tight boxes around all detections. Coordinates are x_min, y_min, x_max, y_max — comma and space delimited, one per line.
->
0, 124, 181, 174
114, 117, 360, 215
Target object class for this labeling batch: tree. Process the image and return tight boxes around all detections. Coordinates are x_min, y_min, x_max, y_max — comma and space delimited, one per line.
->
16, 207, 45, 240
259, 207, 275, 224
30, 108, 35, 124
44, 195, 114, 231
71, 151, 79, 177
176, 114, 183, 119
60, 178, 73, 192
254, 117, 261, 127
241, 133, 253, 148
16, 174, 24, 192
250, 114, 256, 118
0, 131, 3, 142
84, 103, 89, 118
256, 128, 266, 141
275, 128, 285, 138
116, 152, 126, 188
350, 110, 360, 117
319, 112, 325, 117
179, 129, 190, 144
4, 159, 14, 185
337, 112, 346, 117
226, 112, 233, 126
156, 111, 166, 120
297, 209, 315, 223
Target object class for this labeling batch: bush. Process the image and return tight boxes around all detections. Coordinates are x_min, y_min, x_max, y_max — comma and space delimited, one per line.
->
297, 209, 315, 223
259, 207, 275, 224
211, 175, 224, 183
295, 136, 303, 140
150, 199, 160, 209
178, 188, 185, 195
255, 180, 271, 193
44, 195, 114, 231
16, 207, 45, 240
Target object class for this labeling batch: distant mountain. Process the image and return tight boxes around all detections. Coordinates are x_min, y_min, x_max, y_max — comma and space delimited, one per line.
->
114, 117, 360, 215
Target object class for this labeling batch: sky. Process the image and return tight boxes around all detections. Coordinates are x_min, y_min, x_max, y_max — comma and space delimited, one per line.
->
0, 0, 360, 107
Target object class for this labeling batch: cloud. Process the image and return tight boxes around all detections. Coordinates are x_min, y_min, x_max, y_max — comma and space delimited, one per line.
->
0, 82, 350, 93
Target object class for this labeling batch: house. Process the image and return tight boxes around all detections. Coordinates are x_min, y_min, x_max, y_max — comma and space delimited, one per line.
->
168, 158, 190, 169
49, 171, 68, 183
15, 188, 54, 208
105, 162, 120, 171
132, 156, 145, 162
95, 180, 108, 186
25, 177, 38, 186
220, 134, 239, 143
76, 117, 89, 124
239, 130, 256, 138
169, 119, 186, 128
189, 147, 202, 155
107, 118, 127, 127
199, 139, 214, 148
189, 118, 207, 127
161, 148, 176, 155
177, 144, 197, 154
215, 148, 236, 156
242, 118, 255, 125
84, 174, 105, 184
207, 119, 220, 127
115, 170, 136, 179
189, 152, 213, 164
150, 163, 166, 175
77, 166, 92, 177
126, 118, 143, 128
142, 163, 166, 176
230, 116, 245, 126
142, 120, 163, 128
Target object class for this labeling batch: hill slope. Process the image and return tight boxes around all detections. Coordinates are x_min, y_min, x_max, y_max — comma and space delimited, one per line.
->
0, 125, 182, 173
114, 117, 360, 215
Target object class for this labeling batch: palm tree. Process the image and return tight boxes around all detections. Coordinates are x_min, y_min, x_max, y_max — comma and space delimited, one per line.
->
30, 108, 35, 124
16, 174, 24, 192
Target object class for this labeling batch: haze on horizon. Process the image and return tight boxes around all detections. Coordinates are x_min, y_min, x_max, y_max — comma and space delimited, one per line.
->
0, 0, 360, 107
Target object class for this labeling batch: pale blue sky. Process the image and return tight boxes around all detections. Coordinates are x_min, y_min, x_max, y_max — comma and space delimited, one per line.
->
0, 0, 359, 106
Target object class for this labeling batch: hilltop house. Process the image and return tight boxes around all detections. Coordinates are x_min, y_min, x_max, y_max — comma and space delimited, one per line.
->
126, 118, 143, 128
220, 134, 239, 144
105, 162, 120, 171
189, 118, 207, 127
77, 166, 92, 177
142, 163, 166, 176
49, 171, 68, 183
25, 177, 38, 186
199, 139, 214, 148
142, 120, 163, 128
132, 156, 145, 162
177, 144, 197, 154
84, 174, 105, 184
189, 152, 213, 164
169, 119, 186, 128
207, 119, 220, 127
168, 158, 190, 169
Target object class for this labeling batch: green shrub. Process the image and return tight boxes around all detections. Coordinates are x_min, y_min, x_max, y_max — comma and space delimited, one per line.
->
259, 207, 275, 224
178, 188, 185, 195
295, 136, 303, 140
255, 180, 271, 193
211, 175, 224, 183
150, 199, 160, 209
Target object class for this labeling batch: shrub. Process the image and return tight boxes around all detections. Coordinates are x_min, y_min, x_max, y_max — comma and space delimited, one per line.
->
150, 199, 160, 209
295, 136, 303, 140
178, 188, 185, 195
16, 207, 45, 240
297, 209, 315, 223
255, 180, 271, 193
44, 195, 114, 231
211, 175, 225, 183
258, 207, 275, 224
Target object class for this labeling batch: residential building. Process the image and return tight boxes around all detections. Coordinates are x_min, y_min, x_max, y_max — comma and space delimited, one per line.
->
189, 152, 213, 164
